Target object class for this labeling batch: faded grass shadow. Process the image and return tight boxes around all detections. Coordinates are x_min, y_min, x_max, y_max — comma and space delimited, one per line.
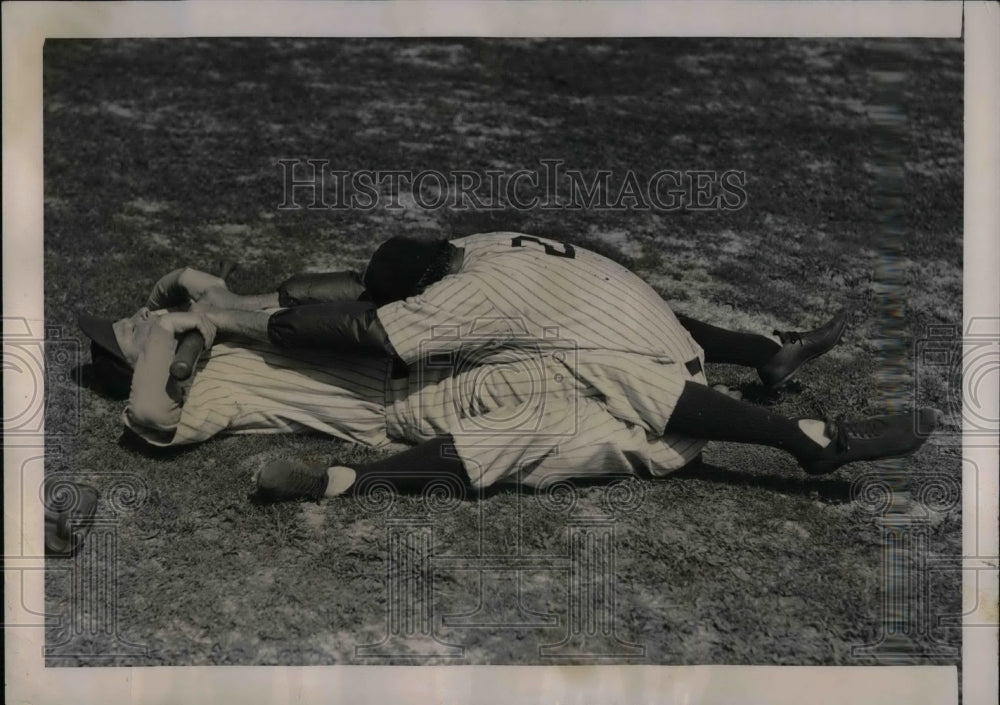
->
669, 459, 854, 504
738, 379, 804, 406
115, 426, 201, 459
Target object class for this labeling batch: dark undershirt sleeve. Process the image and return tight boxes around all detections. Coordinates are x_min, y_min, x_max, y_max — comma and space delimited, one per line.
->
267, 301, 395, 356
276, 271, 368, 307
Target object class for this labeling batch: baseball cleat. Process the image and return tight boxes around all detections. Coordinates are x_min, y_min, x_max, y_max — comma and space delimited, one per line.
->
44, 480, 100, 557
798, 407, 941, 475
758, 310, 849, 389
254, 459, 329, 502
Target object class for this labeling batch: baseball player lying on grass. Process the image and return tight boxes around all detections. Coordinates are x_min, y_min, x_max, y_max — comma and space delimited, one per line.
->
79, 232, 938, 501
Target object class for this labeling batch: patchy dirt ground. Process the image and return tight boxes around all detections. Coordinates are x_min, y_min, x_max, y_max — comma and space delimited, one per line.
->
43, 38, 962, 666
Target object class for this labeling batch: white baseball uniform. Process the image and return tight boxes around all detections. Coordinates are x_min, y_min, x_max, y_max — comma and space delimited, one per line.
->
378, 232, 708, 435
125, 232, 708, 485
385, 346, 705, 488
124, 334, 702, 488
123, 334, 392, 448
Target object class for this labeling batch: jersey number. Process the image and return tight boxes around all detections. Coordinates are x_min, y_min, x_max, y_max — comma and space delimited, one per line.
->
511, 235, 576, 259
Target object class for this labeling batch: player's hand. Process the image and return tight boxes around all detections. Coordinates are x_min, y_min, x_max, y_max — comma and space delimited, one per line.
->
156, 312, 217, 349
146, 268, 228, 310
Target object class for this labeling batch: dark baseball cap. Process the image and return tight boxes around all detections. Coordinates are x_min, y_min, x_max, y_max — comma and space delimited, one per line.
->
77, 313, 128, 366
363, 237, 452, 306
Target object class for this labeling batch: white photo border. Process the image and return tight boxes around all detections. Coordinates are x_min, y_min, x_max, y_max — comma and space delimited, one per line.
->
4, 2, 995, 704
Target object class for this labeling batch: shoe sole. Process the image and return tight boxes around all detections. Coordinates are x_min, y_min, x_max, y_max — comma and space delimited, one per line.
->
803, 445, 922, 475
802, 407, 939, 474
766, 312, 849, 389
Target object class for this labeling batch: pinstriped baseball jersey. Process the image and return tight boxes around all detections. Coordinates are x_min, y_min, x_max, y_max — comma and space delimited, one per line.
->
124, 337, 704, 485
123, 336, 703, 485
378, 232, 706, 434
123, 340, 391, 448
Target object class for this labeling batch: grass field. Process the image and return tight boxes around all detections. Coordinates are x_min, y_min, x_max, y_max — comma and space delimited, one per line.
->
43, 38, 962, 666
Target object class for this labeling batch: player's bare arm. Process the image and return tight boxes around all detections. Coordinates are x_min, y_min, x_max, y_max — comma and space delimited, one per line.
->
198, 308, 272, 343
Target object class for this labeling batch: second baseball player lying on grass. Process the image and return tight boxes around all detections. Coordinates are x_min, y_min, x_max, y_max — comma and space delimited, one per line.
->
80, 232, 938, 501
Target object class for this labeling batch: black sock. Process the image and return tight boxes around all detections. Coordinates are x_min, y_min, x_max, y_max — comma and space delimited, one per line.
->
664, 381, 825, 462
676, 314, 781, 368
349, 436, 469, 495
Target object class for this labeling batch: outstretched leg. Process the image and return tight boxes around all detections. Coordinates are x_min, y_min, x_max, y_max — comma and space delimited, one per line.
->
676, 311, 849, 388
255, 438, 468, 502
663, 380, 938, 474
675, 314, 781, 367
254, 386, 941, 503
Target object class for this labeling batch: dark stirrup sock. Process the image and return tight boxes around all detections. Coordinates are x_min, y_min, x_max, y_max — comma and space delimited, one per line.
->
664, 381, 823, 461
349, 436, 470, 495
675, 314, 781, 367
